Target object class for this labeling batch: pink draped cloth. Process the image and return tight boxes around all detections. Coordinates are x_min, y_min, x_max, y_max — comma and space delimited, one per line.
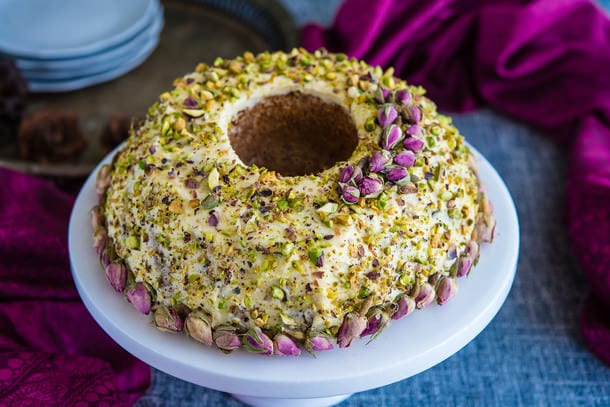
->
0, 169, 151, 405
303, 0, 610, 365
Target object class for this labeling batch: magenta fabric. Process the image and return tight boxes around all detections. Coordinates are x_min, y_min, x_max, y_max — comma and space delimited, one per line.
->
302, 0, 610, 365
0, 168, 151, 405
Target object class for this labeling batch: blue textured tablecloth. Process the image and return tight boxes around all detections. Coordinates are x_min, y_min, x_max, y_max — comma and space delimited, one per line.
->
136, 2, 610, 406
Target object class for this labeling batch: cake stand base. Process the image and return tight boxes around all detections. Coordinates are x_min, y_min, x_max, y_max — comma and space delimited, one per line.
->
232, 393, 352, 407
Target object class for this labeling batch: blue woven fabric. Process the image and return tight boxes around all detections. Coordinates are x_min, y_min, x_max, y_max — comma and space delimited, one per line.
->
136, 2, 610, 406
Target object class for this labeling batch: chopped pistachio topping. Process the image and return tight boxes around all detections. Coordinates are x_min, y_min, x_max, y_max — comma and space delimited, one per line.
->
98, 48, 491, 352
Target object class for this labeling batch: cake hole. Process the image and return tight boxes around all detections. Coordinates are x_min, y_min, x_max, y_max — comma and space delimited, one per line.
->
228, 92, 359, 176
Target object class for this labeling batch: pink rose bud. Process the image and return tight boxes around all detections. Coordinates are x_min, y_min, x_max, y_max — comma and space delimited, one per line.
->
305, 335, 334, 352
436, 277, 458, 305
95, 164, 111, 196
339, 165, 363, 185
340, 185, 360, 204
213, 327, 241, 352
404, 137, 424, 152
90, 206, 104, 229
127, 283, 152, 315
154, 305, 184, 332
391, 295, 416, 320
406, 124, 420, 136
395, 89, 412, 105
375, 87, 392, 104
93, 226, 107, 255
359, 174, 384, 198
105, 262, 126, 292
457, 241, 480, 277
242, 328, 274, 355
274, 334, 302, 356
185, 312, 213, 346
415, 282, 435, 309
369, 150, 391, 173
337, 313, 367, 348
385, 165, 410, 185
410, 105, 422, 123
393, 151, 415, 167
360, 309, 389, 338
377, 104, 398, 128
476, 213, 496, 243
380, 124, 403, 150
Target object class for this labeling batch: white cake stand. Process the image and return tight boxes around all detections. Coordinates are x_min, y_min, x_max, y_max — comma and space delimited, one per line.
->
69, 145, 519, 407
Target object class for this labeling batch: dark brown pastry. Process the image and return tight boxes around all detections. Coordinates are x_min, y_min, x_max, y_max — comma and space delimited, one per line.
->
18, 107, 88, 163
0, 57, 28, 146
100, 113, 136, 153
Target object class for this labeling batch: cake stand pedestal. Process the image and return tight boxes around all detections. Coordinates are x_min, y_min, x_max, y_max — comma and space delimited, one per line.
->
69, 146, 519, 407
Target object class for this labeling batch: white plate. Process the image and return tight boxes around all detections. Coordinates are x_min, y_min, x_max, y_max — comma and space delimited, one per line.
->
69, 145, 519, 407
20, 12, 163, 80
26, 27, 161, 93
14, 7, 163, 74
0, 0, 157, 59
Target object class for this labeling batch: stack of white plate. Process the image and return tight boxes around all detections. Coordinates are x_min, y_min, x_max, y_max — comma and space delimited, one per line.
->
0, 0, 163, 93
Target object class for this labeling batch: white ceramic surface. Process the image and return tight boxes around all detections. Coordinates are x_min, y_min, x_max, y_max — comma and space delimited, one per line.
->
69, 144, 519, 406
0, 0, 158, 59
16, 8, 163, 76
26, 27, 161, 93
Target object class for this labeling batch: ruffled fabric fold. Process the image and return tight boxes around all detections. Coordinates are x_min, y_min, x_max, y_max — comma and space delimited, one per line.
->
0, 168, 151, 405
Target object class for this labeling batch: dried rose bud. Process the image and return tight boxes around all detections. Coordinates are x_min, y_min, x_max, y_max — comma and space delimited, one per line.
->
403, 137, 424, 152
377, 104, 398, 128
375, 87, 392, 104
359, 174, 384, 198
406, 124, 420, 136
415, 282, 435, 309
105, 262, 126, 292
274, 334, 302, 356
305, 334, 334, 352
126, 283, 152, 315
380, 124, 403, 150
360, 309, 389, 339
369, 150, 391, 173
457, 241, 480, 277
385, 165, 410, 185
391, 295, 415, 320
395, 89, 411, 105
99, 243, 116, 268
456, 256, 472, 278
337, 313, 367, 348
90, 206, 104, 229
95, 164, 111, 196
340, 185, 360, 204
154, 305, 184, 332
475, 213, 496, 243
436, 277, 458, 305
393, 151, 415, 167
92, 226, 107, 255
339, 165, 363, 185
213, 327, 241, 352
242, 328, 274, 355
410, 106, 422, 123
185, 312, 213, 346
